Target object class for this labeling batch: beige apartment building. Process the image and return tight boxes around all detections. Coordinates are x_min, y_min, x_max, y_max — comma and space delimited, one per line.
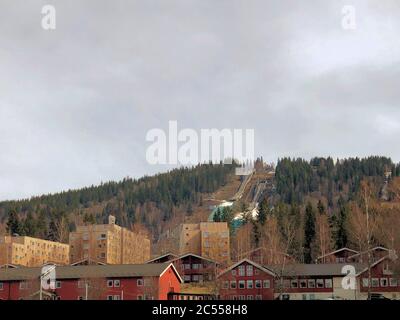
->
69, 215, 151, 264
0, 236, 70, 267
179, 222, 230, 266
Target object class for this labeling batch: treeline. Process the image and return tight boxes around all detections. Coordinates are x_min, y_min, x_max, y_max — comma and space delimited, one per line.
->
275, 156, 400, 205
0, 163, 235, 241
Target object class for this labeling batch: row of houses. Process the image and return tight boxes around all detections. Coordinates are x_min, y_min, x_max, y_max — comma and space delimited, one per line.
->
0, 245, 398, 300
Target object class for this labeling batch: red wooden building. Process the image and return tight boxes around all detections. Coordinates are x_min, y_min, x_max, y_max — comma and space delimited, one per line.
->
171, 253, 219, 283
0, 263, 182, 300
217, 259, 276, 300
358, 255, 400, 300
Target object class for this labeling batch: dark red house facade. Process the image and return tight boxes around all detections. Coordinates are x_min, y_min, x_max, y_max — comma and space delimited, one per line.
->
217, 259, 275, 300
171, 253, 219, 283
358, 256, 400, 299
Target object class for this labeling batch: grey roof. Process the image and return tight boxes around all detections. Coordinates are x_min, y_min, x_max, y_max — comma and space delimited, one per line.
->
266, 263, 367, 277
0, 263, 174, 281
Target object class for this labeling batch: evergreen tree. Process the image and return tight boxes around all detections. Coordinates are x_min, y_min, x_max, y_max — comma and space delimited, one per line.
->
257, 198, 268, 225
6, 210, 22, 235
335, 198, 348, 249
304, 202, 316, 263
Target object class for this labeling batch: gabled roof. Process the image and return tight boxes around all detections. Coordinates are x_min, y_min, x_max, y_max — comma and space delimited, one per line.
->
356, 254, 397, 276
146, 252, 179, 264
217, 258, 276, 278
0, 263, 20, 269
172, 253, 219, 265
316, 247, 359, 260
347, 246, 389, 260
267, 263, 367, 277
0, 262, 183, 282
71, 258, 107, 266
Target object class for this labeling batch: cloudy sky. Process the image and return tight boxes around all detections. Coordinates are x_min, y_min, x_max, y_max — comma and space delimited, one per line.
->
1, 0, 399, 201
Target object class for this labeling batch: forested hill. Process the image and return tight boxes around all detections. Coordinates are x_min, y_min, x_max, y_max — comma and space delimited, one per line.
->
0, 163, 235, 242
275, 156, 400, 206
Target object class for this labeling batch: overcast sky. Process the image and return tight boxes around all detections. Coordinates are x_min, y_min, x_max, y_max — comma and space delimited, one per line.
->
1, 0, 399, 201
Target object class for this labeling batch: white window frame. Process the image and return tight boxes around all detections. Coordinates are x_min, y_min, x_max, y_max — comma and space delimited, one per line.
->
238, 280, 245, 289
246, 280, 253, 289
137, 279, 144, 286
263, 280, 270, 289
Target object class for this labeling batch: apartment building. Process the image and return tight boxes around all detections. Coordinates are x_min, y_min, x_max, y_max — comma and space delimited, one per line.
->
0, 236, 69, 267
69, 215, 150, 265
179, 222, 230, 266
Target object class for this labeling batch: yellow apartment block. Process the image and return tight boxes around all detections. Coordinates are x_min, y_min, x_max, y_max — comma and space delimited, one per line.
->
179, 222, 230, 266
69, 215, 151, 264
0, 236, 70, 267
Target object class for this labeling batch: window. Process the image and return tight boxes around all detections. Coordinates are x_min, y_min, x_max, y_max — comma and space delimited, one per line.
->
77, 296, 84, 300
223, 281, 229, 289
238, 280, 245, 289
238, 265, 245, 276
291, 280, 298, 288
137, 279, 144, 286
371, 278, 379, 288
246, 265, 253, 276
255, 295, 262, 300
255, 280, 262, 289
184, 264, 191, 270
263, 280, 270, 289
137, 295, 143, 300
380, 278, 388, 287
247, 295, 254, 300
300, 280, 307, 288
56, 281, 62, 289
238, 295, 245, 300
192, 264, 199, 270
113, 295, 120, 300
107, 280, 114, 287
114, 280, 120, 287
254, 269, 259, 275
389, 278, 398, 287
231, 270, 237, 276
107, 295, 113, 300
230, 281, 237, 289
247, 280, 253, 289
192, 275, 199, 282
184, 275, 191, 282
325, 279, 333, 288
302, 294, 307, 300
99, 233, 107, 240
309, 294, 315, 300
316, 279, 324, 288
362, 278, 369, 287
0, 283, 3, 290
308, 279, 315, 289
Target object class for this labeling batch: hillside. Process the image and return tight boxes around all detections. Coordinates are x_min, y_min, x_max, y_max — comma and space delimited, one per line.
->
1, 156, 400, 267
0, 163, 236, 243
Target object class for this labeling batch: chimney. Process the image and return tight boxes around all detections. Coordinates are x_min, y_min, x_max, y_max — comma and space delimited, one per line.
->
108, 215, 116, 225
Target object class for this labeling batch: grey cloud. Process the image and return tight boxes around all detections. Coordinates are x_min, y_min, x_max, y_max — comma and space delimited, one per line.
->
0, 0, 399, 200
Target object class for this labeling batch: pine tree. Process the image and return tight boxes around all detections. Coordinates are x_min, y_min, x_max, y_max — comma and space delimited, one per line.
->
257, 198, 268, 225
6, 210, 22, 235
304, 202, 316, 263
